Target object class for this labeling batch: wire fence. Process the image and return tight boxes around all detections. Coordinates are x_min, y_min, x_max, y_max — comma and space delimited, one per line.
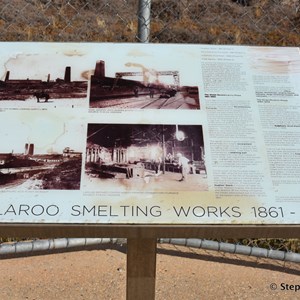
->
0, 0, 139, 42
0, 0, 299, 258
150, 0, 300, 45
0, 0, 299, 45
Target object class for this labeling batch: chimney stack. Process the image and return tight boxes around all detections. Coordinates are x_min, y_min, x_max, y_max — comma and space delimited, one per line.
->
25, 143, 29, 155
28, 144, 34, 155
5, 71, 10, 81
64, 66, 71, 82
94, 60, 105, 78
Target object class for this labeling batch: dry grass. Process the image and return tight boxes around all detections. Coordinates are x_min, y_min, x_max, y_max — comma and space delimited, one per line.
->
0, 0, 299, 45
151, 0, 300, 45
0, 0, 138, 42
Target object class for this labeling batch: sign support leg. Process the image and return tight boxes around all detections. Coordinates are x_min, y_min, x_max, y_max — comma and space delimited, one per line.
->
126, 238, 157, 300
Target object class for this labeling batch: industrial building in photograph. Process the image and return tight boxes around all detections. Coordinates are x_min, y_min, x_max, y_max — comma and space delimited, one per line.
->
85, 124, 207, 191
0, 66, 87, 102
89, 60, 200, 110
0, 143, 82, 190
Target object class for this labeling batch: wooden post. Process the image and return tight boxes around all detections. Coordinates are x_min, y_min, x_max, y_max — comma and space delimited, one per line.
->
127, 238, 157, 300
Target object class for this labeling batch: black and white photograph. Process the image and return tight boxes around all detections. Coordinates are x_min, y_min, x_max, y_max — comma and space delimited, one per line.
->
0, 47, 88, 108
89, 60, 200, 110
84, 124, 207, 191
0, 111, 83, 190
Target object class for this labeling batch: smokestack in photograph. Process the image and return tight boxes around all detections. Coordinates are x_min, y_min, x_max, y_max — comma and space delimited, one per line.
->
47, 74, 50, 82
28, 144, 34, 155
94, 60, 105, 78
64, 66, 71, 82
5, 71, 10, 81
25, 143, 29, 155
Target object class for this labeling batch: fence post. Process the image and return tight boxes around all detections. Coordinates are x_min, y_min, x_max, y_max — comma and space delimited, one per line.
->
137, 0, 152, 43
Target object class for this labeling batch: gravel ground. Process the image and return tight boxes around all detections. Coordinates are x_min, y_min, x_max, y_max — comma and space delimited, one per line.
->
0, 244, 299, 300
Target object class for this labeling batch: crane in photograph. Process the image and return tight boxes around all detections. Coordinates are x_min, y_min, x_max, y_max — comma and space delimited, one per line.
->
115, 62, 180, 87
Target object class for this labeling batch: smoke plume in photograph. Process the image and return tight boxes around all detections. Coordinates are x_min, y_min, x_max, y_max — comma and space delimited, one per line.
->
89, 60, 200, 110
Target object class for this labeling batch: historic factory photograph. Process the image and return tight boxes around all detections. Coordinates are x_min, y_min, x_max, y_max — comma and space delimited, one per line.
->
0, 111, 83, 190
0, 49, 88, 108
89, 60, 200, 110
84, 123, 208, 192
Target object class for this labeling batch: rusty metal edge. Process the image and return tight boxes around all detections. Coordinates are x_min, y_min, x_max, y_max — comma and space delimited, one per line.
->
0, 224, 299, 239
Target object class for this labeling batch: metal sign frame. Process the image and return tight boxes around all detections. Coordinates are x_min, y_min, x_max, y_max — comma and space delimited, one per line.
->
1, 41, 300, 299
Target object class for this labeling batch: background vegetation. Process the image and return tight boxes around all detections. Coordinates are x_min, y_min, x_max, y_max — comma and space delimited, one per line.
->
0, 0, 299, 45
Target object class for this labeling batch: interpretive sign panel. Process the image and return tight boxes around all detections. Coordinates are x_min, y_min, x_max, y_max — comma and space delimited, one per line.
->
0, 42, 299, 224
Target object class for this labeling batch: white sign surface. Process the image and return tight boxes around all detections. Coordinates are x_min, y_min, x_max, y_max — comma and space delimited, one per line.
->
0, 42, 299, 224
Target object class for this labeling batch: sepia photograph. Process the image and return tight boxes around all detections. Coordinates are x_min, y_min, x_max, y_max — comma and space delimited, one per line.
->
0, 111, 83, 190
89, 60, 200, 110
0, 50, 88, 109
84, 124, 207, 192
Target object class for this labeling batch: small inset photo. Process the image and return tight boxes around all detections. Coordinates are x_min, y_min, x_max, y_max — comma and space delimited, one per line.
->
84, 124, 207, 192
0, 112, 83, 190
89, 60, 200, 110
0, 50, 88, 109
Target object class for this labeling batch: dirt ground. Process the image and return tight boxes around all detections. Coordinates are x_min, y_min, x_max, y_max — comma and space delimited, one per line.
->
0, 243, 299, 300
